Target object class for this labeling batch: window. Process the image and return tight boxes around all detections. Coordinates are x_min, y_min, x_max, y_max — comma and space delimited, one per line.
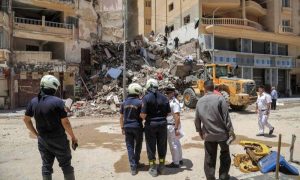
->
145, 19, 151, 25
282, 0, 290, 7
66, 16, 79, 28
0, 0, 9, 13
183, 15, 190, 25
168, 3, 174, 11
278, 44, 288, 55
282, 20, 290, 27
145, 0, 151, 7
241, 39, 252, 53
169, 25, 174, 32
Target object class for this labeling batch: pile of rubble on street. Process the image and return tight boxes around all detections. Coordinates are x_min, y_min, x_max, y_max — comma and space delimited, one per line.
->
71, 34, 203, 117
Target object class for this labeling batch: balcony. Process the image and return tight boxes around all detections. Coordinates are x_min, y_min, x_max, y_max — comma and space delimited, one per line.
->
245, 0, 267, 16
202, 18, 264, 31
0, 12, 9, 28
0, 49, 10, 62
281, 7, 292, 15
279, 26, 294, 35
13, 17, 74, 41
202, 0, 240, 9
14, 51, 65, 65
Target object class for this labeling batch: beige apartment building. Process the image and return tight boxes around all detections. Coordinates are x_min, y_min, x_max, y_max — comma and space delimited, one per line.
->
0, 0, 130, 109
139, 0, 300, 95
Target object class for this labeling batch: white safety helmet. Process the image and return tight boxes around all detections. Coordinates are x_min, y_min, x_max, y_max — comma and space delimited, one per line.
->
128, 83, 143, 95
40, 75, 60, 91
145, 78, 158, 90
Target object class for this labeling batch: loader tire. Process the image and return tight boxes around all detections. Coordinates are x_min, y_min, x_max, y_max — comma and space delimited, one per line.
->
230, 105, 248, 111
183, 88, 198, 108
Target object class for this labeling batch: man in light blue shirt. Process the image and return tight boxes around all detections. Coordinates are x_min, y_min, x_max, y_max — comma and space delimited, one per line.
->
271, 87, 278, 110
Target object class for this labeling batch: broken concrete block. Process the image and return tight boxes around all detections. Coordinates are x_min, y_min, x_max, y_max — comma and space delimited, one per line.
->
104, 48, 112, 58
113, 95, 120, 105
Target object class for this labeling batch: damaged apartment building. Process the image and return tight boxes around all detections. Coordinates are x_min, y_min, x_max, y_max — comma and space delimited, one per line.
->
139, 0, 300, 96
0, 0, 138, 109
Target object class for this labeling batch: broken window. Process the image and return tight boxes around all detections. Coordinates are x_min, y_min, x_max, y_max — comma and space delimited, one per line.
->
145, 0, 151, 7
183, 15, 190, 25
145, 19, 151, 25
169, 3, 174, 11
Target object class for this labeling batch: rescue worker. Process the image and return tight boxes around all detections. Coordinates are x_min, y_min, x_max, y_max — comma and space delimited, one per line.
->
195, 80, 235, 180
23, 75, 77, 180
256, 85, 275, 136
140, 78, 171, 177
165, 85, 183, 168
120, 83, 144, 175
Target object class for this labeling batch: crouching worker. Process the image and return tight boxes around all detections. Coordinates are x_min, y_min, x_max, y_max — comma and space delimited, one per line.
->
23, 75, 78, 180
120, 83, 144, 175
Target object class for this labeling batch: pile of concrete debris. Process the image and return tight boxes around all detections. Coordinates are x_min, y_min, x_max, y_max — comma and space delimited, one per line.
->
71, 36, 201, 117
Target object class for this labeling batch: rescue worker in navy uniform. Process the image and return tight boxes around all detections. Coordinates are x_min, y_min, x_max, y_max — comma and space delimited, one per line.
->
120, 83, 144, 176
140, 78, 171, 177
23, 75, 78, 180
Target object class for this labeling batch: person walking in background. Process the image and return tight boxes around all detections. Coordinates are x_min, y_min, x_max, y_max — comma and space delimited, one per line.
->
174, 37, 179, 50
120, 83, 144, 176
271, 87, 278, 110
256, 85, 275, 136
195, 80, 235, 180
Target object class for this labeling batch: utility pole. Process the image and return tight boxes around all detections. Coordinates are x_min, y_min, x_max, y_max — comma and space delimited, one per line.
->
8, 0, 15, 109
212, 7, 220, 63
122, 0, 127, 100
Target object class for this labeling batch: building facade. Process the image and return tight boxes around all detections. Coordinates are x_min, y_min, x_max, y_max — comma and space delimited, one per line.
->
0, 0, 135, 109
139, 0, 300, 95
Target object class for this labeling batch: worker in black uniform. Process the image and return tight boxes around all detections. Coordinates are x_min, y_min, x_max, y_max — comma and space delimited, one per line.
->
120, 83, 144, 176
140, 78, 171, 177
23, 75, 78, 180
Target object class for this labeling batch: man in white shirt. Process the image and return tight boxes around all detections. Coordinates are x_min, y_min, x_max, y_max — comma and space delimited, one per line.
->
271, 87, 278, 110
256, 85, 275, 136
165, 85, 183, 168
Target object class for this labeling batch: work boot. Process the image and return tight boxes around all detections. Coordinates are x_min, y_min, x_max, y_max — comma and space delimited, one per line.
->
166, 162, 180, 168
269, 127, 275, 135
64, 173, 75, 180
43, 175, 52, 180
148, 160, 158, 177
157, 159, 166, 175
131, 168, 137, 176
148, 164, 158, 177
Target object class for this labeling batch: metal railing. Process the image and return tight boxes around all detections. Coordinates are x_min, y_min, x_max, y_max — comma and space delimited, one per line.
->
14, 17, 72, 29
14, 17, 42, 25
45, 21, 72, 29
280, 26, 293, 33
201, 17, 264, 30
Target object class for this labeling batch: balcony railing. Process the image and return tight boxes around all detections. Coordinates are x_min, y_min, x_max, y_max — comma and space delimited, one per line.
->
14, 17, 73, 36
14, 17, 72, 29
202, 18, 264, 31
280, 26, 293, 33
14, 51, 52, 64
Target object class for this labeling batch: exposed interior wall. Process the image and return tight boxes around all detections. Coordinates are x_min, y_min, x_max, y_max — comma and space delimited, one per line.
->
100, 0, 124, 42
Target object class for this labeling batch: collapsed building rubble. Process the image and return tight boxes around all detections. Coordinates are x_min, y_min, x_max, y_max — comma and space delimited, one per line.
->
72, 35, 203, 116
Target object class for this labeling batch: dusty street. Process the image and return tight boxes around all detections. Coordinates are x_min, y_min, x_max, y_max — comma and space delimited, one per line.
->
1, 100, 300, 180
